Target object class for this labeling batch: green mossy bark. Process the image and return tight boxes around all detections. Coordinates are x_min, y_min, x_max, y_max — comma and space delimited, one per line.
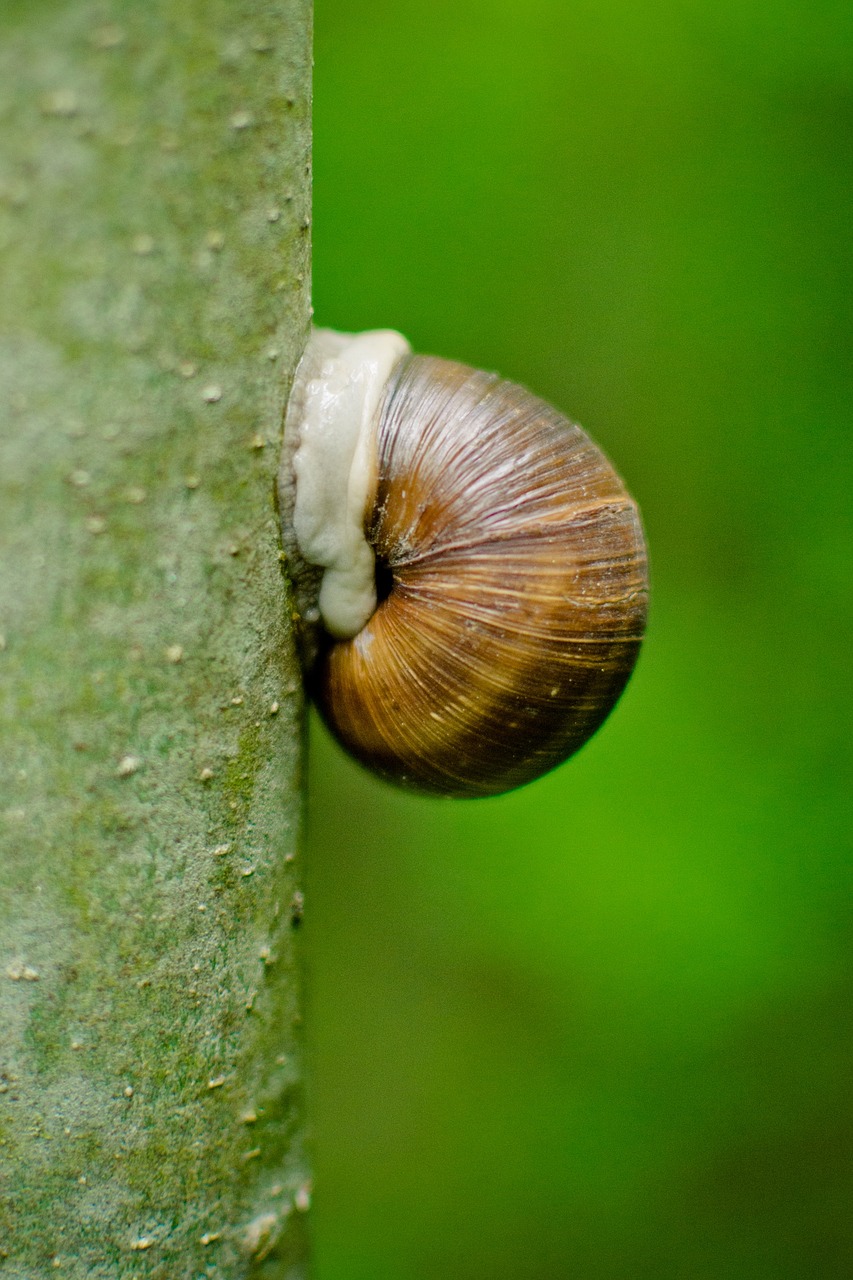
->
0, 1, 311, 1275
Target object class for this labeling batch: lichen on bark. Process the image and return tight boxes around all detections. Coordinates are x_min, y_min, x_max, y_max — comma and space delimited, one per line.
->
0, 1, 312, 1276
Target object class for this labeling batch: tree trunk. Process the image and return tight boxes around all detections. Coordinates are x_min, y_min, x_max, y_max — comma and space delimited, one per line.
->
0, 1, 311, 1275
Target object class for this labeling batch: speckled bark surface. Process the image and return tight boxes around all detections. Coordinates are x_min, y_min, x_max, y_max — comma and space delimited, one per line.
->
0, 1, 311, 1275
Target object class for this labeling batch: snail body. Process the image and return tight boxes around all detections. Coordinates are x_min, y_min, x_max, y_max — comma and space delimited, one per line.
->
280, 328, 648, 798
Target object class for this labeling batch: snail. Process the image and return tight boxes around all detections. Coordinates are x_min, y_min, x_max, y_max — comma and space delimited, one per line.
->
278, 328, 648, 798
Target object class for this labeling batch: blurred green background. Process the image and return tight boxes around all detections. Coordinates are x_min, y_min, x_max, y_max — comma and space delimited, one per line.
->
305, 2, 852, 1277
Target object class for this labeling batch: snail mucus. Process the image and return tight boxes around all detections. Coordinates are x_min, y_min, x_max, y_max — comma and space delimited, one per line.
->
278, 328, 648, 798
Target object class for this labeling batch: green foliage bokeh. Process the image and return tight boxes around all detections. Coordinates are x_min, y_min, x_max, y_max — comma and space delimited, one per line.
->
306, 3, 852, 1276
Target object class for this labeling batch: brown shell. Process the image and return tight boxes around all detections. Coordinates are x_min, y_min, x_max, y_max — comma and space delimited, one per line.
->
312, 355, 648, 797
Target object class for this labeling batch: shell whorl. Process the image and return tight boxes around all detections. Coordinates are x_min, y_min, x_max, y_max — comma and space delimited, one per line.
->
302, 349, 648, 798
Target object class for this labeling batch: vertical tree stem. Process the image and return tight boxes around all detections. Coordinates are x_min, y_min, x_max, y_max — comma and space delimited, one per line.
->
0, 1, 312, 1275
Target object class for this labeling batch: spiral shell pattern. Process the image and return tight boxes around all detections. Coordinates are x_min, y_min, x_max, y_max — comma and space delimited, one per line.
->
312, 355, 648, 797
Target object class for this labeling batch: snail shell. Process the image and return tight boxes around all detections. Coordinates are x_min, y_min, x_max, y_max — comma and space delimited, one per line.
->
279, 328, 648, 798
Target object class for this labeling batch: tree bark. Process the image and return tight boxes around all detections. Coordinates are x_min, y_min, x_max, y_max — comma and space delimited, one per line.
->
0, 1, 311, 1275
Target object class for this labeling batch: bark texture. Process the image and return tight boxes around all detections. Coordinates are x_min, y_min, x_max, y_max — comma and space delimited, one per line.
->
0, 1, 311, 1275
